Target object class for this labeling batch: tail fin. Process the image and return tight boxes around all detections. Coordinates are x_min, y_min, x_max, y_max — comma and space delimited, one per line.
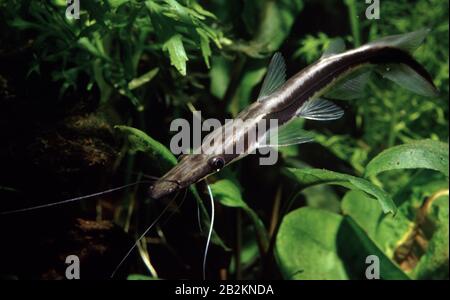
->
377, 62, 439, 97
369, 29, 439, 97
368, 28, 430, 53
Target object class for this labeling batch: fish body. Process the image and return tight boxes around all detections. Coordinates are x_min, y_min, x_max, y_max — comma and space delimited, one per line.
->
149, 29, 438, 199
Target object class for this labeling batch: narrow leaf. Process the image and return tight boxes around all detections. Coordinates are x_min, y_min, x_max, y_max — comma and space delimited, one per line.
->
115, 125, 177, 168
285, 168, 397, 214
163, 34, 188, 76
365, 140, 449, 178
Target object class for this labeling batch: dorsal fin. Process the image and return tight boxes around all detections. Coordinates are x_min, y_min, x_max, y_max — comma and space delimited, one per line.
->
321, 38, 346, 59
257, 52, 286, 101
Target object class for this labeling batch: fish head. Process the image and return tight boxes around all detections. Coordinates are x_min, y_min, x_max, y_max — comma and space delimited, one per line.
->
148, 153, 229, 199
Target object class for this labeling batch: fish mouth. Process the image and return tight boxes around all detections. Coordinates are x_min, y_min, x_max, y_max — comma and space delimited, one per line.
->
148, 154, 211, 199
148, 180, 180, 199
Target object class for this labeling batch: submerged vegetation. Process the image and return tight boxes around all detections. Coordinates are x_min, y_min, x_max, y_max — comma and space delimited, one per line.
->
0, 0, 448, 279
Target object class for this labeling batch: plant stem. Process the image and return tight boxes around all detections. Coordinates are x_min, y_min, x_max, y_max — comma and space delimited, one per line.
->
269, 185, 282, 237
235, 209, 242, 279
346, 0, 361, 46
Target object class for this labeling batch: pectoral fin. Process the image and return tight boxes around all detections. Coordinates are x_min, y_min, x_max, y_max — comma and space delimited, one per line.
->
263, 118, 315, 147
325, 71, 371, 100
296, 98, 344, 121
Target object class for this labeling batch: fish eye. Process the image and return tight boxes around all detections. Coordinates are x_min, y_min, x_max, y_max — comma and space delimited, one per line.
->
209, 156, 225, 172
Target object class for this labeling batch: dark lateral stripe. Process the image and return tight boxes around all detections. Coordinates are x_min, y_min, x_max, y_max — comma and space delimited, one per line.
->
266, 46, 437, 124
368, 47, 436, 86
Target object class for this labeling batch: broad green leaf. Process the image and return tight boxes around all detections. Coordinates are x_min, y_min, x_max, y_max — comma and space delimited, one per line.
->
285, 168, 397, 214
344, 216, 410, 280
210, 179, 269, 251
343, 186, 449, 279
275, 207, 409, 279
276, 207, 348, 279
342, 190, 412, 257
365, 140, 449, 178
163, 34, 188, 76
210, 179, 245, 208
302, 185, 341, 213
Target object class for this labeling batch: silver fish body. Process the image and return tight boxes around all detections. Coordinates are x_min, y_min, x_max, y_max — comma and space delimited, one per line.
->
149, 29, 438, 199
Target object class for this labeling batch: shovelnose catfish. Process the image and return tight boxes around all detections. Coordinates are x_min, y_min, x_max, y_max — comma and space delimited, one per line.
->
1, 29, 439, 279
149, 29, 438, 200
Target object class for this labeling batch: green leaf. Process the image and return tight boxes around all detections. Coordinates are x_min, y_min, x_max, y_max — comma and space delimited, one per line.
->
77, 37, 110, 61
228, 59, 267, 116
275, 207, 409, 279
246, 0, 304, 53
210, 179, 269, 252
228, 0, 303, 114
163, 34, 188, 76
108, 0, 129, 8
342, 190, 412, 257
197, 28, 212, 68
285, 168, 397, 214
344, 215, 410, 280
114, 125, 177, 170
128, 68, 159, 90
127, 274, 157, 280
343, 186, 449, 279
210, 179, 246, 208
210, 56, 231, 100
365, 140, 449, 178
412, 194, 449, 279
276, 207, 348, 279
302, 184, 341, 213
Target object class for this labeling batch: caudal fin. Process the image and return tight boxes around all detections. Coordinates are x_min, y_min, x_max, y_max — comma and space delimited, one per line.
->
367, 28, 431, 53
369, 29, 439, 97
377, 62, 439, 97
